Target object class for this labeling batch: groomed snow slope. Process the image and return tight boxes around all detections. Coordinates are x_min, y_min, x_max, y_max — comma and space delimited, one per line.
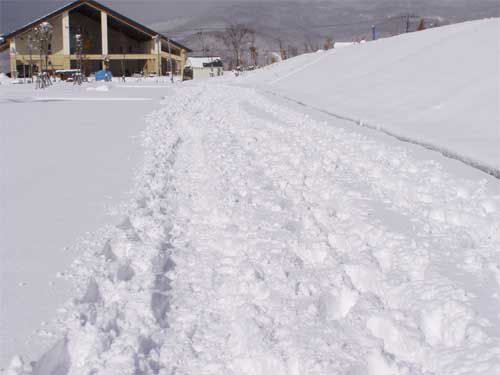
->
245, 18, 500, 176
8, 82, 500, 375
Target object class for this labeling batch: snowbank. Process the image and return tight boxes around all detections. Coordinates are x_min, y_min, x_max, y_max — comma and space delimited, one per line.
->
0, 72, 10, 84
246, 18, 500, 176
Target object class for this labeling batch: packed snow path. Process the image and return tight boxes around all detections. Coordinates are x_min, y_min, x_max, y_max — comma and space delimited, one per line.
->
25, 84, 500, 375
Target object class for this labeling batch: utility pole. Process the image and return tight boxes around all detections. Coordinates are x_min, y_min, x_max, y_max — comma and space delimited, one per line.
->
198, 30, 206, 56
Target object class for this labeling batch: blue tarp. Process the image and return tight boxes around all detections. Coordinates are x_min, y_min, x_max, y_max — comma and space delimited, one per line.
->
95, 70, 112, 81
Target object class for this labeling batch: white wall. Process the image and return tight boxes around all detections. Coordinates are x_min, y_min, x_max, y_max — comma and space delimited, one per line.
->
193, 67, 223, 80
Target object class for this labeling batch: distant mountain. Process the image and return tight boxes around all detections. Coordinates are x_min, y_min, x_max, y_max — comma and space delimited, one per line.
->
152, 0, 499, 67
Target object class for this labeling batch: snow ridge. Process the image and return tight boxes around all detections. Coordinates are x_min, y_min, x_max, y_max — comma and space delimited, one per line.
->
265, 90, 500, 179
13, 83, 500, 374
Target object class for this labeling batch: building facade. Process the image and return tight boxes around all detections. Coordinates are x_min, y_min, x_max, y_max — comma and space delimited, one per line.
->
0, 0, 190, 77
184, 57, 224, 80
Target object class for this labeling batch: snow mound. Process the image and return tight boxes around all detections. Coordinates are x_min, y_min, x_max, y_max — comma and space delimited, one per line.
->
0, 72, 10, 83
86, 85, 110, 92
246, 18, 500, 177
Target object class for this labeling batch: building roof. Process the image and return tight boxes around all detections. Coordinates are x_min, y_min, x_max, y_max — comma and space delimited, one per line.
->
186, 57, 223, 68
0, 0, 191, 52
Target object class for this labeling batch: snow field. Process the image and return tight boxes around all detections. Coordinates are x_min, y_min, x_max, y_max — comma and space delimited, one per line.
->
244, 18, 500, 176
0, 81, 164, 368
13, 83, 500, 374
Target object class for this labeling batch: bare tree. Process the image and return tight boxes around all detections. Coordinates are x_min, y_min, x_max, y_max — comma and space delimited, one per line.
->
249, 30, 258, 66
303, 41, 310, 53
278, 39, 287, 60
287, 45, 298, 58
417, 18, 426, 31
33, 22, 53, 88
34, 22, 53, 73
220, 23, 254, 68
304, 36, 319, 53
324, 36, 334, 50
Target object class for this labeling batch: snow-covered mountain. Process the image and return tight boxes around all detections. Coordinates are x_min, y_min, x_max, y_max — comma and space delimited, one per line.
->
156, 0, 499, 57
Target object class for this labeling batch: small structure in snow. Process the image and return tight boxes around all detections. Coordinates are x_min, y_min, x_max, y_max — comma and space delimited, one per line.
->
334, 42, 357, 48
95, 69, 112, 81
183, 56, 223, 80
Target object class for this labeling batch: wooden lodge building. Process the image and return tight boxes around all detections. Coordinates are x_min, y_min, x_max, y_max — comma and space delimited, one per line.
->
0, 0, 191, 78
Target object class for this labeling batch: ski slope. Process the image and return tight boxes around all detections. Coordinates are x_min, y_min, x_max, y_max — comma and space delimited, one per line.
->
244, 18, 500, 176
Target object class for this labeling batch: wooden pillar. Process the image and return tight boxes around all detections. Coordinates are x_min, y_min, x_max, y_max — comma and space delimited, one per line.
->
152, 36, 160, 75
62, 11, 71, 69
101, 11, 108, 56
9, 39, 17, 77
150, 37, 157, 54
180, 49, 186, 76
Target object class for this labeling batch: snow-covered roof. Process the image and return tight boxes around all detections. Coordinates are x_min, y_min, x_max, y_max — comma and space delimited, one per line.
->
186, 57, 222, 68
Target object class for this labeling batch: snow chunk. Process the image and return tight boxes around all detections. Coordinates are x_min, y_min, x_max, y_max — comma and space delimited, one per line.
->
367, 314, 425, 363
366, 350, 401, 375
420, 301, 475, 347
4, 356, 25, 375
318, 287, 359, 321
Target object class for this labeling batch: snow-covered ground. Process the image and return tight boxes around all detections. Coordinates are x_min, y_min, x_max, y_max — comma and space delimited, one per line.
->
244, 18, 500, 177
0, 79, 171, 367
2, 19, 500, 375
